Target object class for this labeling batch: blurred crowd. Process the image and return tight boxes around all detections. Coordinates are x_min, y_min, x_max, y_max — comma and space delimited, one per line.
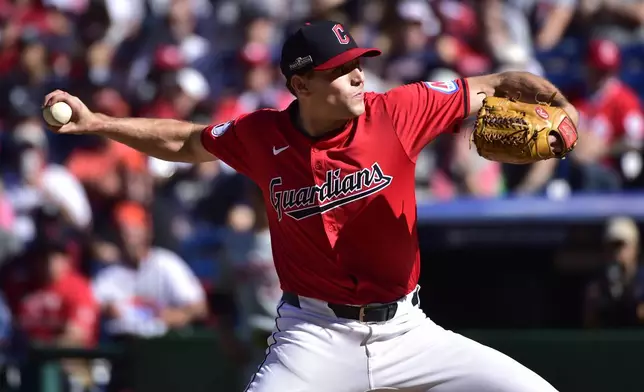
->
1, 0, 644, 390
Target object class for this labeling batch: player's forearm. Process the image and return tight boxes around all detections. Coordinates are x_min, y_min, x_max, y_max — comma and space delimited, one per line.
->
480, 71, 579, 125
88, 113, 209, 163
493, 71, 568, 105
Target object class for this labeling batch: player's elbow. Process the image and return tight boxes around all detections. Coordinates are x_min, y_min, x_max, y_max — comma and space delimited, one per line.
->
171, 145, 214, 163
171, 128, 218, 163
150, 147, 201, 164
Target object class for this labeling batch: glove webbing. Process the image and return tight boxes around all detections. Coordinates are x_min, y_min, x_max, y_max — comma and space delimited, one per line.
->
479, 115, 531, 146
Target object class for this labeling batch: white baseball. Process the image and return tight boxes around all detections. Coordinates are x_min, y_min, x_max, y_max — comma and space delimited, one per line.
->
43, 102, 73, 127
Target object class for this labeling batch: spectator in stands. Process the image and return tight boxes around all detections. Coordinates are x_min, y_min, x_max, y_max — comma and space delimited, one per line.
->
584, 216, 644, 328
429, 119, 504, 199
157, 0, 213, 65
0, 27, 64, 122
429, 0, 493, 77
219, 184, 282, 377
383, 0, 479, 84
211, 41, 292, 124
140, 61, 211, 123
159, 159, 252, 228
2, 118, 92, 244
65, 135, 146, 240
569, 39, 644, 191
478, 0, 575, 71
0, 230, 99, 390
1, 233, 97, 347
383, 0, 438, 85
92, 202, 207, 338
580, 0, 644, 45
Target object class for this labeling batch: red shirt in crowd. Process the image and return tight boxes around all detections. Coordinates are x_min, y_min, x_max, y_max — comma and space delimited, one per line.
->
574, 78, 644, 150
4, 269, 98, 346
201, 79, 469, 305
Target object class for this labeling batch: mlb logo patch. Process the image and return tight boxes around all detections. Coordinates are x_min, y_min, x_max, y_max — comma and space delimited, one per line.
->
424, 80, 459, 94
211, 121, 232, 137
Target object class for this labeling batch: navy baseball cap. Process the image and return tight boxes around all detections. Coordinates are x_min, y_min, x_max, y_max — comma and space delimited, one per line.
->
280, 20, 381, 78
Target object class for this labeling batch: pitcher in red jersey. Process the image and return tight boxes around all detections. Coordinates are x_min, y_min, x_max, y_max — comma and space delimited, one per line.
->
43, 20, 577, 392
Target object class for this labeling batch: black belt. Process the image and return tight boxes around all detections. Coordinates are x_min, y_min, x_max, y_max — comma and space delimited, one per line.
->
281, 289, 419, 323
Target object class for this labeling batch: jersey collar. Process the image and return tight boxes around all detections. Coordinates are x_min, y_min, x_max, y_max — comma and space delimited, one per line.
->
286, 100, 355, 148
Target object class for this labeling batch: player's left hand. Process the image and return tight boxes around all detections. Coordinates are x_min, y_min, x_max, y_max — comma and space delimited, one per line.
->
472, 96, 578, 164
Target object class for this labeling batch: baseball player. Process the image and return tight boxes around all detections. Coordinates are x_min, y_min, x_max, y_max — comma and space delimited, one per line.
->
44, 20, 578, 392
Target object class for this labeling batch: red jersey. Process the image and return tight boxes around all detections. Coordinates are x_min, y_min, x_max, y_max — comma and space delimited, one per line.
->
202, 79, 469, 304
4, 271, 98, 346
573, 78, 644, 148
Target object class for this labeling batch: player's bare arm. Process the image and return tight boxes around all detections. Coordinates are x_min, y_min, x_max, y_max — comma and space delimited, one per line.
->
43, 90, 215, 163
466, 71, 579, 126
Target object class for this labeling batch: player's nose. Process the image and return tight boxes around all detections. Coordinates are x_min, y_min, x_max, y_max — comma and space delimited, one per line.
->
350, 67, 364, 86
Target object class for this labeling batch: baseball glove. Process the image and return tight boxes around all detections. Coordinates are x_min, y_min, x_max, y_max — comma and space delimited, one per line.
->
472, 94, 579, 164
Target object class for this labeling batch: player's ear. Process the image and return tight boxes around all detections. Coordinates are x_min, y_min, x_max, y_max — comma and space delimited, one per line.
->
291, 74, 311, 97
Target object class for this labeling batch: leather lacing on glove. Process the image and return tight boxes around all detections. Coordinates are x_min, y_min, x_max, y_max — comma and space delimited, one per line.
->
477, 111, 532, 146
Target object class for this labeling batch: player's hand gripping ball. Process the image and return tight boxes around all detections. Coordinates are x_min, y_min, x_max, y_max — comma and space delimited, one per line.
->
472, 95, 579, 164
42, 102, 73, 127
42, 90, 96, 134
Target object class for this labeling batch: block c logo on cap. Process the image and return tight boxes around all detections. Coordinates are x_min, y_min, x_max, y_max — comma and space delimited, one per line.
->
332, 24, 350, 45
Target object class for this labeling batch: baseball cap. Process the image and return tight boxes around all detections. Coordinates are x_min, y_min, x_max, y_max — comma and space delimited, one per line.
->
114, 201, 150, 228
587, 39, 621, 72
280, 20, 381, 79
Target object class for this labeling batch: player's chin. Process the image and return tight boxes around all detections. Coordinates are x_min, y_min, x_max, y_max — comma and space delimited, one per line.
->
346, 100, 366, 117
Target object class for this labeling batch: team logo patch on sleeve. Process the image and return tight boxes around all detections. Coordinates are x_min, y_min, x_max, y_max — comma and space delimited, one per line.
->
211, 121, 232, 137
423, 80, 459, 94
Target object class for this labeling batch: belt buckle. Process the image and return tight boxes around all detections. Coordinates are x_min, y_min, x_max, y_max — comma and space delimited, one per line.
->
359, 307, 367, 322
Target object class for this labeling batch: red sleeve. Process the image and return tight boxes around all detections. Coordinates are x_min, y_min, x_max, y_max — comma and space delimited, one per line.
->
383, 78, 469, 160
200, 112, 256, 179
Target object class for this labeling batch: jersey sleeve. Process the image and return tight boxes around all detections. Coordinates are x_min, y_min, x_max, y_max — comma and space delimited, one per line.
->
200, 112, 256, 178
383, 78, 470, 160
